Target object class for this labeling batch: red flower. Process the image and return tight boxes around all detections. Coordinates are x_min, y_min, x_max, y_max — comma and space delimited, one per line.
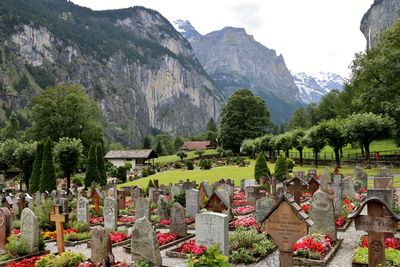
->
160, 219, 170, 226
229, 215, 259, 229
90, 217, 104, 224
232, 205, 255, 215
233, 191, 245, 200
175, 240, 206, 255
301, 204, 310, 214
156, 232, 178, 246
117, 216, 136, 224
6, 256, 42, 267
293, 234, 333, 259
335, 216, 347, 227
232, 199, 248, 206
109, 232, 130, 244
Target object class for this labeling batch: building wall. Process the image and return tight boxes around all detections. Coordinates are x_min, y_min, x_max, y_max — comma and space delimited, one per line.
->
108, 159, 136, 171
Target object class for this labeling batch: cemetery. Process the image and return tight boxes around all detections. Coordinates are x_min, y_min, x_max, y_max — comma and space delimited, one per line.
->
0, 163, 398, 267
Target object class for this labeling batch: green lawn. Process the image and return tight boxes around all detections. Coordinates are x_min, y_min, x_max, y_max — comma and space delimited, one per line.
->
154, 149, 217, 165
289, 139, 398, 160
119, 162, 400, 189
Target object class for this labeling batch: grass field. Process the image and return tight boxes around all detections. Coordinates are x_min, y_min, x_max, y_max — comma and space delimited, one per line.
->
119, 161, 400, 189
154, 149, 217, 164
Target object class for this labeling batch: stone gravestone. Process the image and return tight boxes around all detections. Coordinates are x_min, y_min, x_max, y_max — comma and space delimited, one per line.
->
170, 203, 187, 237
185, 189, 199, 220
329, 175, 343, 212
342, 177, 356, 198
293, 171, 305, 180
25, 193, 34, 209
285, 177, 308, 204
0, 208, 11, 251
198, 182, 209, 205
77, 197, 89, 224
58, 197, 68, 215
349, 197, 400, 267
244, 179, 256, 187
376, 167, 393, 178
196, 212, 228, 256
240, 179, 245, 192
131, 187, 144, 202
262, 198, 313, 267
216, 188, 231, 208
320, 167, 331, 193
170, 185, 181, 199
245, 186, 264, 206
131, 217, 162, 266
354, 167, 368, 189
217, 184, 233, 197
103, 197, 117, 231
91, 226, 112, 264
374, 177, 393, 190
21, 208, 39, 253
309, 189, 336, 240
1, 208, 12, 239
135, 197, 150, 220
157, 196, 169, 220
307, 169, 317, 179
255, 197, 275, 222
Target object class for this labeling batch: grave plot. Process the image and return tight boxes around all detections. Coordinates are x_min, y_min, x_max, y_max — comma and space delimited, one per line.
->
350, 197, 400, 267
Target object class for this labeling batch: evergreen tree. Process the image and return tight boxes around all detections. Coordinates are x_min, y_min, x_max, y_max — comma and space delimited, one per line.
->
29, 142, 44, 193
207, 117, 218, 132
143, 136, 151, 149
155, 140, 163, 155
274, 154, 287, 182
145, 179, 155, 196
39, 139, 56, 192
85, 144, 99, 188
96, 143, 107, 186
254, 152, 270, 183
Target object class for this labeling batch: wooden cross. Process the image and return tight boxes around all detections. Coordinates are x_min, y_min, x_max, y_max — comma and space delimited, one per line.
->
50, 205, 66, 255
286, 177, 308, 204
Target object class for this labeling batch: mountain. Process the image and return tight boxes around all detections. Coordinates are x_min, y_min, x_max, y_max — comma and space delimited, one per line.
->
291, 72, 345, 103
0, 0, 224, 147
361, 0, 400, 48
174, 20, 302, 124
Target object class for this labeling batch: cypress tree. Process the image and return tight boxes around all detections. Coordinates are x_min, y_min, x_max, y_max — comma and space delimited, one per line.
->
29, 142, 44, 193
274, 154, 288, 182
254, 152, 270, 183
85, 144, 99, 188
96, 143, 107, 186
39, 139, 56, 192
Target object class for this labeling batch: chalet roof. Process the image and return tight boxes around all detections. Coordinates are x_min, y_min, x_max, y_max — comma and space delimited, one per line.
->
180, 141, 214, 151
105, 149, 158, 159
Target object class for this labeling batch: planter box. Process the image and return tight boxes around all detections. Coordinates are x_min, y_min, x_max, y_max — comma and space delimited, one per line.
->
65, 238, 91, 247
123, 234, 194, 253
352, 262, 368, 267
0, 250, 49, 267
337, 219, 352, 232
87, 238, 130, 248
44, 238, 56, 243
293, 238, 343, 266
232, 210, 254, 216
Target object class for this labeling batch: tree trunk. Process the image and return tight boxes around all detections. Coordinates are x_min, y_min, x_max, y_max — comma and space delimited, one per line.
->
285, 149, 289, 158
365, 143, 370, 161
334, 148, 341, 168
298, 148, 303, 166
360, 144, 365, 158
67, 172, 71, 195
314, 149, 318, 168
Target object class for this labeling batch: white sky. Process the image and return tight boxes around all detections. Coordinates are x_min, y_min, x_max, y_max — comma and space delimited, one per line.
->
71, 0, 374, 77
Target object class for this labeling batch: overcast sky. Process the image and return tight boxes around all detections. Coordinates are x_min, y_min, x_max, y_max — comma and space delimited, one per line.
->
71, 0, 374, 77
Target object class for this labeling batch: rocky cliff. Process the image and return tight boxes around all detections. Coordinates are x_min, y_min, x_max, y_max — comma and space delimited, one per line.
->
0, 0, 223, 146
361, 0, 400, 48
176, 22, 302, 123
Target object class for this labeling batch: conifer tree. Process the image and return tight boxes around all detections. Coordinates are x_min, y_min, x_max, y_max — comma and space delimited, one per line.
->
254, 152, 270, 183
85, 144, 99, 188
96, 143, 107, 186
39, 139, 56, 192
29, 142, 44, 193
274, 154, 288, 182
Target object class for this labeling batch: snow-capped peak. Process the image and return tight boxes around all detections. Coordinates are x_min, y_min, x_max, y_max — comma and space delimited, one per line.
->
170, 19, 201, 40
291, 71, 345, 103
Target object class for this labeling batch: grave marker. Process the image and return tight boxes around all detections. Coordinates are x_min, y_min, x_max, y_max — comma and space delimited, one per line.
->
131, 217, 162, 266
91, 226, 112, 264
170, 203, 187, 236
50, 205, 66, 255
285, 177, 308, 204
309, 189, 336, 240
77, 197, 89, 224
308, 177, 320, 196
262, 198, 313, 267
135, 197, 150, 220
91, 189, 102, 215
185, 189, 199, 220
349, 197, 400, 267
255, 197, 275, 222
21, 208, 39, 253
104, 197, 117, 231
196, 212, 228, 256
320, 167, 331, 193
117, 189, 126, 210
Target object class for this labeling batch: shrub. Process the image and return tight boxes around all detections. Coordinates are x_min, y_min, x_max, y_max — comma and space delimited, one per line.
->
188, 244, 230, 267
29, 142, 44, 193
174, 162, 183, 169
186, 160, 194, 170
254, 152, 270, 183
36, 251, 85, 267
85, 144, 99, 188
33, 199, 56, 230
200, 159, 212, 170
97, 144, 107, 186
40, 138, 56, 192
5, 236, 28, 256
72, 175, 83, 186
116, 166, 127, 183
274, 154, 288, 182
286, 158, 294, 172
174, 191, 186, 207
145, 179, 155, 196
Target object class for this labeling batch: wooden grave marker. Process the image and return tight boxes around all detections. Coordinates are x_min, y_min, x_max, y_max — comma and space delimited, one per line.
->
285, 177, 308, 204
91, 189, 102, 215
50, 205, 66, 255
349, 197, 400, 267
262, 197, 313, 267
308, 177, 320, 196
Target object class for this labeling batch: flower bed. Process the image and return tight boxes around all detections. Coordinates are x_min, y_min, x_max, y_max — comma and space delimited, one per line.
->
336, 196, 362, 231
117, 216, 136, 225
293, 234, 342, 266
232, 205, 255, 216
232, 199, 248, 207
2, 251, 49, 267
159, 218, 194, 227
233, 191, 245, 200
229, 215, 260, 230
229, 227, 276, 264
89, 216, 104, 225
64, 231, 91, 247
123, 233, 195, 253
166, 240, 206, 259
87, 231, 131, 248
353, 236, 400, 266
300, 192, 312, 202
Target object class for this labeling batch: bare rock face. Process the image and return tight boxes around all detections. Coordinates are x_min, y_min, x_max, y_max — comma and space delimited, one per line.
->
361, 0, 400, 49
0, 1, 223, 146
187, 26, 302, 123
